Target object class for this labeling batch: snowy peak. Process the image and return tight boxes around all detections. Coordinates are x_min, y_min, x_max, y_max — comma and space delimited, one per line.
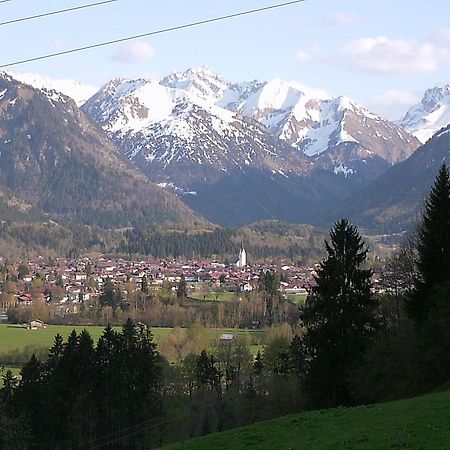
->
8, 71, 98, 106
161, 66, 228, 101
422, 84, 450, 109
161, 66, 264, 110
400, 84, 450, 143
236, 80, 416, 169
83, 76, 239, 138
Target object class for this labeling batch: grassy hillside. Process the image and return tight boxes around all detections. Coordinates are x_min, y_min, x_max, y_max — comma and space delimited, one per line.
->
165, 389, 450, 449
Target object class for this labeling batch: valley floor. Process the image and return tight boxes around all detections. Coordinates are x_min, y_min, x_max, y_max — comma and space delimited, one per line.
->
164, 389, 450, 449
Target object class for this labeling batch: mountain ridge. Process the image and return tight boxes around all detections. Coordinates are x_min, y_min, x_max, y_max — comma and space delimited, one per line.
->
0, 72, 203, 229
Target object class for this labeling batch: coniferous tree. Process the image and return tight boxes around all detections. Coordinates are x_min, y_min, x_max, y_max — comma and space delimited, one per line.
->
301, 218, 377, 408
406, 164, 450, 386
407, 164, 450, 325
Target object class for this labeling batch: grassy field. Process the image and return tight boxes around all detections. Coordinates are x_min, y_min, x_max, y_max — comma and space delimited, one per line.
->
0, 324, 172, 354
189, 291, 237, 302
286, 293, 308, 305
165, 389, 450, 449
0, 324, 264, 357
0, 324, 264, 386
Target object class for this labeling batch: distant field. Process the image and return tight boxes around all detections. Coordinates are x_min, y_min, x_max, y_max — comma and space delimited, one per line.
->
165, 389, 450, 449
0, 324, 264, 357
286, 293, 308, 304
0, 324, 172, 355
189, 291, 237, 302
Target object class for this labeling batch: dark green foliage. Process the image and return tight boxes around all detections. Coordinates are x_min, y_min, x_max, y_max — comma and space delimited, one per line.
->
401, 164, 450, 388
195, 350, 221, 391
407, 164, 450, 324
119, 224, 326, 262
3, 321, 161, 449
302, 219, 377, 408
120, 227, 240, 258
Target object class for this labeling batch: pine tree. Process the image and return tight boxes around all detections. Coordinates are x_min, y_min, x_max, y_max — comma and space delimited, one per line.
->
302, 218, 377, 407
407, 164, 450, 325
406, 164, 450, 386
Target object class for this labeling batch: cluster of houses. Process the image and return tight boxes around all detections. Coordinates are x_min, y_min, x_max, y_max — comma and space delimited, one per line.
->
0, 254, 403, 318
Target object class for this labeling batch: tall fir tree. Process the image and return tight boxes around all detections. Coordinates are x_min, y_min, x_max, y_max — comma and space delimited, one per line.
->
301, 218, 377, 408
407, 163, 450, 325
406, 164, 450, 386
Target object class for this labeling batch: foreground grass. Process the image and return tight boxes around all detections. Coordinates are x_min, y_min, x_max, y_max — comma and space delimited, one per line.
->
165, 389, 450, 450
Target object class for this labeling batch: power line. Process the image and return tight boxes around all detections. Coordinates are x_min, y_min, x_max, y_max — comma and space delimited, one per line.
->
0, 0, 304, 69
0, 0, 12, 4
0, 0, 118, 28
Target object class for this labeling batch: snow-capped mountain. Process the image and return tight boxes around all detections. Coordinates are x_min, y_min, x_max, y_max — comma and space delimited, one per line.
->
83, 76, 314, 186
236, 79, 419, 182
400, 84, 450, 143
84, 68, 419, 187
9, 71, 98, 106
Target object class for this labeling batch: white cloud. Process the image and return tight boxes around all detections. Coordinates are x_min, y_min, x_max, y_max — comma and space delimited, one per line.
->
368, 90, 421, 120
343, 36, 448, 75
370, 90, 421, 107
326, 12, 362, 26
295, 50, 311, 62
434, 27, 450, 46
112, 41, 155, 63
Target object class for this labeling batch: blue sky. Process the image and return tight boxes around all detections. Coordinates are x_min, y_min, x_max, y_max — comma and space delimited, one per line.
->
2, 0, 450, 118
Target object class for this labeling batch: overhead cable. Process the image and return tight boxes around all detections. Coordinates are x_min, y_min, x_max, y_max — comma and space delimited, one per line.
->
0, 0, 304, 69
0, 0, 118, 28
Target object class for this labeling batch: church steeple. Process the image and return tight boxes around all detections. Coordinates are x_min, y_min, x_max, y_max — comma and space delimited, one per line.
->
236, 243, 247, 268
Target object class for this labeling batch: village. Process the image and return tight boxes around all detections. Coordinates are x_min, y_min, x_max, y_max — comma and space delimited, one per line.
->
0, 247, 403, 324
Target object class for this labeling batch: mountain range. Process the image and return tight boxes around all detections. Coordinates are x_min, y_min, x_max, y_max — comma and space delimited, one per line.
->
81, 67, 421, 225
2, 67, 450, 237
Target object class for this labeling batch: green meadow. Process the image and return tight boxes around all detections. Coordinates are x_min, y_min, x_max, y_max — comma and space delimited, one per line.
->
165, 389, 450, 450
0, 323, 264, 362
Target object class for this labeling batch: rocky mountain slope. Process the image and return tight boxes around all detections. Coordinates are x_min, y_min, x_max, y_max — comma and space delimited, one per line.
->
331, 124, 450, 232
0, 72, 202, 229
236, 78, 419, 184
400, 84, 450, 144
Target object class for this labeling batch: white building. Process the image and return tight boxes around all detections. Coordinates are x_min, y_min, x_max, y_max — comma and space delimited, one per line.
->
236, 247, 247, 268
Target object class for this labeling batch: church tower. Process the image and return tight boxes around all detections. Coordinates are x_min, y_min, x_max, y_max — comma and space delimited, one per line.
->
236, 245, 247, 268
